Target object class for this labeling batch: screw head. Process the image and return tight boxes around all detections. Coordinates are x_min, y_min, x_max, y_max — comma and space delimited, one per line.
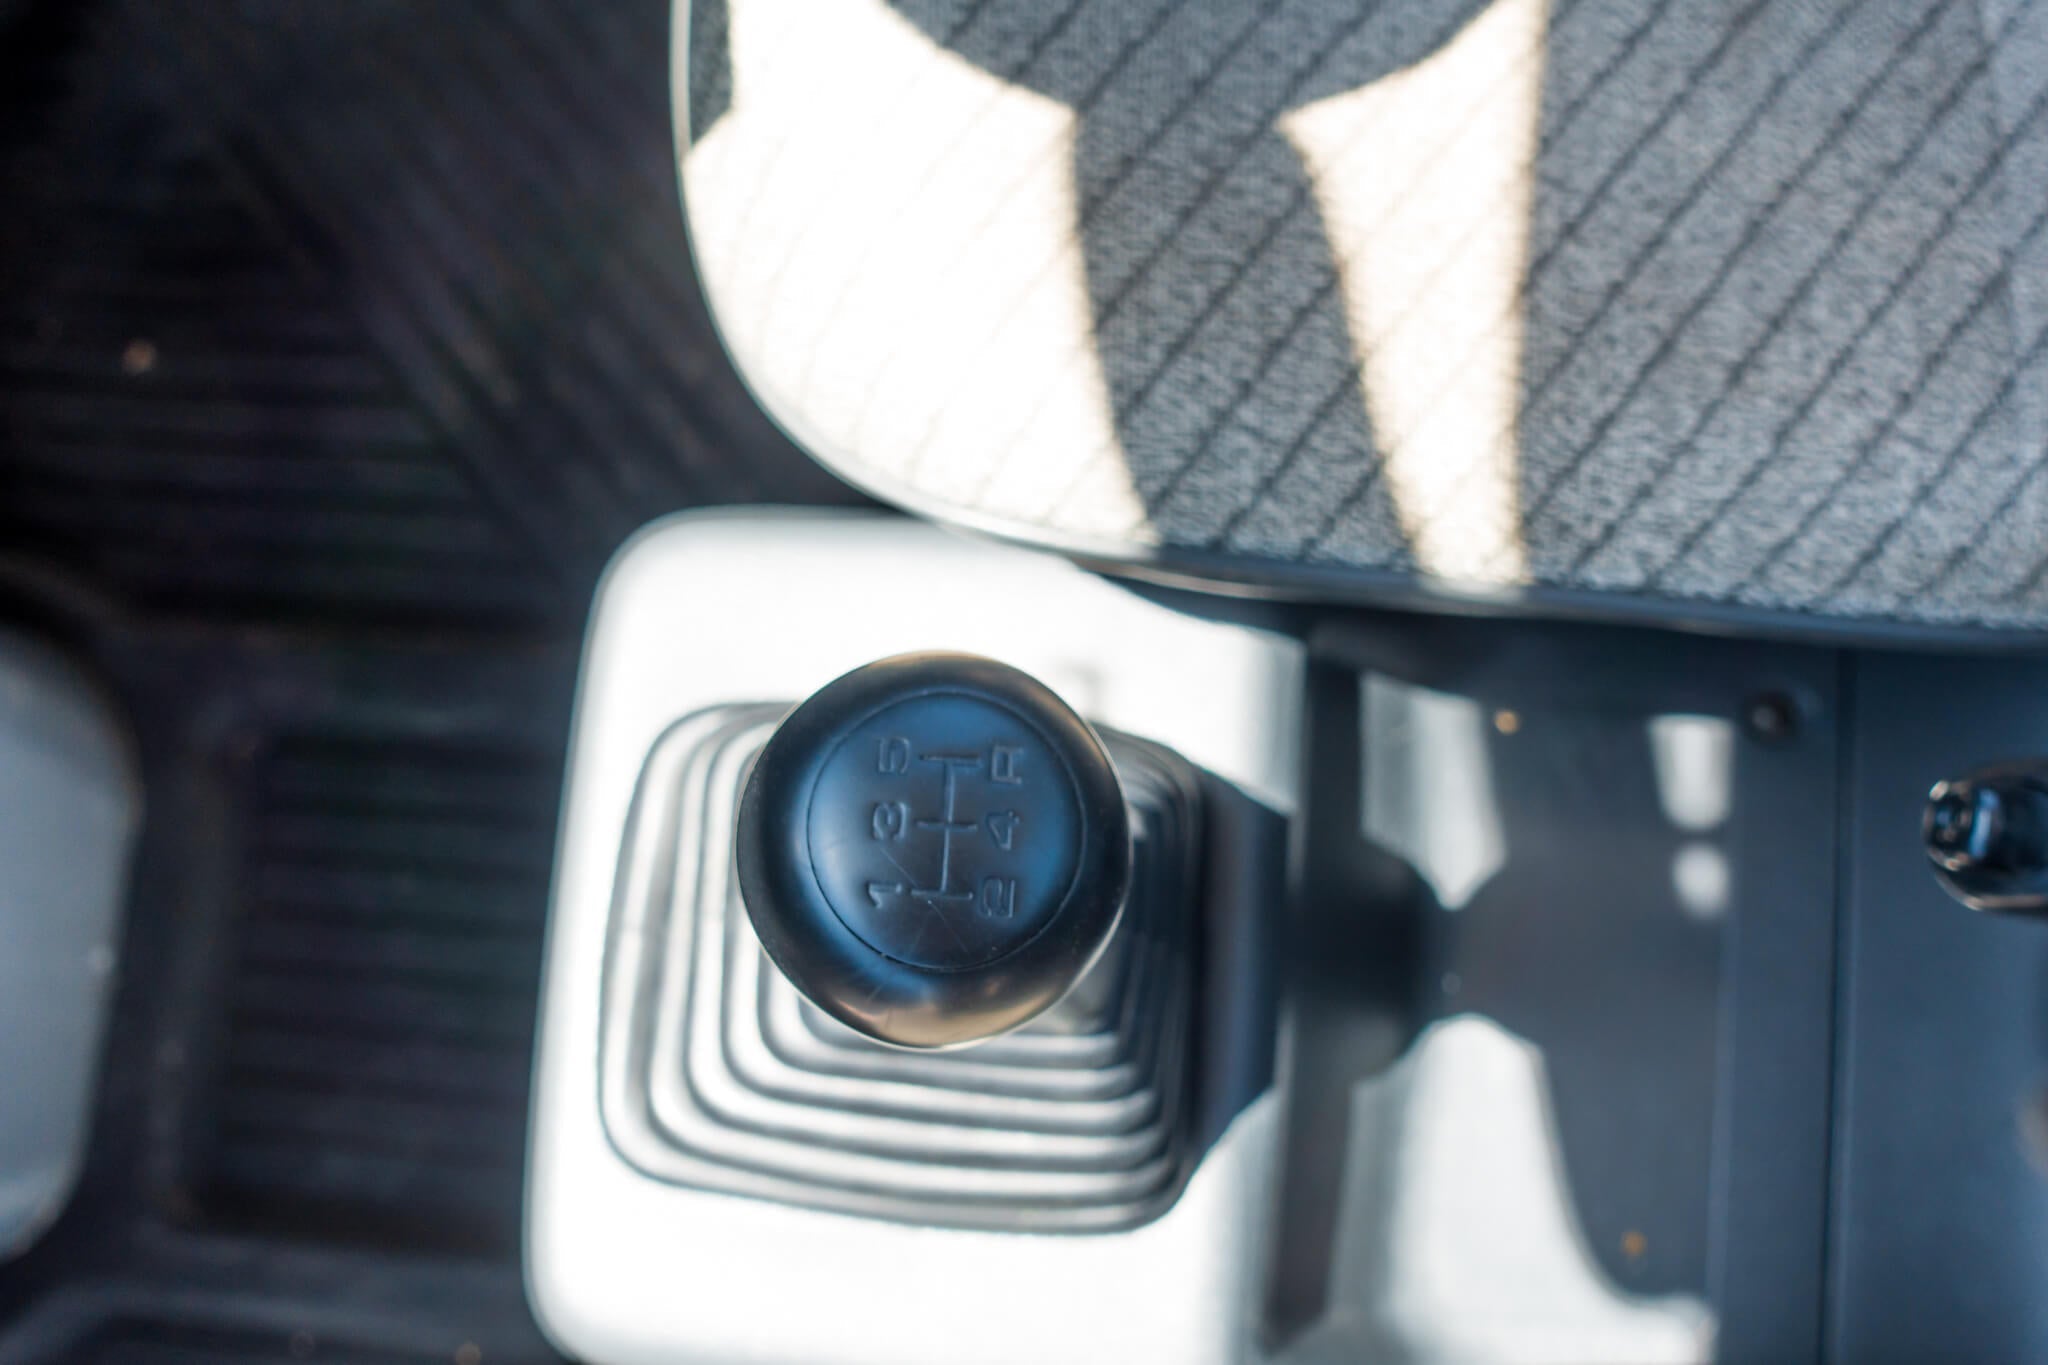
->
1743, 691, 1800, 744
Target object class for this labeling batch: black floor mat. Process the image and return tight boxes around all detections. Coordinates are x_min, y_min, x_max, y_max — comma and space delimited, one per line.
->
203, 727, 564, 1254
70, 1320, 470, 1365
1, 0, 852, 629
0, 0, 863, 1359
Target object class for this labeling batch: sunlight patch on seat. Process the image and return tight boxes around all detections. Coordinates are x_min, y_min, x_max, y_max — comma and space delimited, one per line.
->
1283, 0, 1547, 587
683, 0, 1145, 534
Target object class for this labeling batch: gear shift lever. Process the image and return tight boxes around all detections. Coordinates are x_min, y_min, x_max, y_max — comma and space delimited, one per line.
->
1925, 761, 2048, 914
736, 653, 1131, 1048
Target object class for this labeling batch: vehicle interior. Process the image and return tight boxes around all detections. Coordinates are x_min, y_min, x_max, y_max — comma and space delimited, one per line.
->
3, 0, 2046, 1361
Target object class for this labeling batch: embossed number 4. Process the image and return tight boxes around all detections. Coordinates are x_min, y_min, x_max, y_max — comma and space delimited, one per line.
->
985, 809, 1020, 850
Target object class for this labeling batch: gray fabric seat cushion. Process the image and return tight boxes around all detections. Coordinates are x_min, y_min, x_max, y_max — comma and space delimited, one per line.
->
678, 0, 2048, 634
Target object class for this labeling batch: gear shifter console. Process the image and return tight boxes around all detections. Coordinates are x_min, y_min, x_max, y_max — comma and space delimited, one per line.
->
529, 514, 1300, 1363
737, 653, 1132, 1048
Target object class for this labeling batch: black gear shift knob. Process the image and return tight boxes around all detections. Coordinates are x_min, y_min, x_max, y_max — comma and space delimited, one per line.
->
736, 653, 1131, 1048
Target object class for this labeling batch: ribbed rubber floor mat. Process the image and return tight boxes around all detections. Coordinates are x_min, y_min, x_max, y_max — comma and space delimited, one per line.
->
0, 128, 559, 626
73, 1319, 451, 1365
0, 637, 576, 1364
0, 0, 857, 629
0, 1, 857, 1359
200, 734, 559, 1250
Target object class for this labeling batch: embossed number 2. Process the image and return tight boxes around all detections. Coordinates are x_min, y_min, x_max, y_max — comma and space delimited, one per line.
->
980, 877, 1017, 918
